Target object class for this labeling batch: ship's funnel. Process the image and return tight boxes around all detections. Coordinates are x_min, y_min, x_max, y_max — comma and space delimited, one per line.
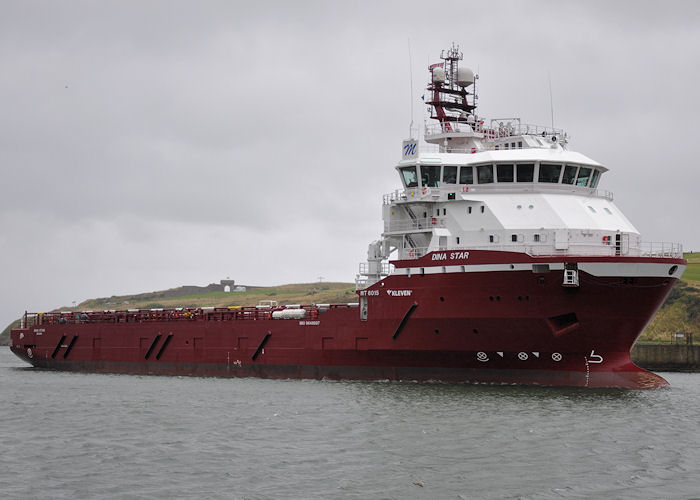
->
457, 67, 474, 87
432, 67, 446, 83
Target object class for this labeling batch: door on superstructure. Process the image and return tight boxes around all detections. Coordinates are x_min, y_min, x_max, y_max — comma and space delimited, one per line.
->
555, 230, 569, 250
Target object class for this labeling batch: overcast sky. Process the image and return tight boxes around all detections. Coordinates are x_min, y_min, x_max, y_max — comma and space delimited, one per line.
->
1, 0, 698, 329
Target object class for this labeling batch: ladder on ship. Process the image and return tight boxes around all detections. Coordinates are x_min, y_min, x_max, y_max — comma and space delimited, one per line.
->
563, 269, 579, 287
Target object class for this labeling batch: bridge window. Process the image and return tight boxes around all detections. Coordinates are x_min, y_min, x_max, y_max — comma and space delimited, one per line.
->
562, 165, 577, 184
477, 165, 494, 184
443, 166, 457, 184
539, 163, 562, 183
400, 167, 418, 188
576, 167, 592, 186
590, 169, 601, 188
459, 166, 474, 184
497, 164, 514, 182
516, 164, 534, 182
420, 165, 441, 187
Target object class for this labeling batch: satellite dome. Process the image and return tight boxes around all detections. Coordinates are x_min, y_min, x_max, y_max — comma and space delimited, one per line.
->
457, 67, 474, 87
432, 67, 446, 84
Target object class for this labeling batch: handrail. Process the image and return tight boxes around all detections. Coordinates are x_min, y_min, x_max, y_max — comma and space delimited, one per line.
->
17, 303, 360, 328
423, 118, 567, 141
393, 241, 684, 260
383, 184, 614, 203
384, 216, 446, 232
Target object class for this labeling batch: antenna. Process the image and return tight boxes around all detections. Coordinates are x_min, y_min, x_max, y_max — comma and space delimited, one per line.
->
548, 71, 555, 129
408, 38, 414, 138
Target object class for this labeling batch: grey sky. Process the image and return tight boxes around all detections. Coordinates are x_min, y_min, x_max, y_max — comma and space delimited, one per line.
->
1, 0, 698, 329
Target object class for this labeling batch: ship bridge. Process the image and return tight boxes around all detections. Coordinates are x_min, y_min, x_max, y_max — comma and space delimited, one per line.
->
355, 43, 683, 290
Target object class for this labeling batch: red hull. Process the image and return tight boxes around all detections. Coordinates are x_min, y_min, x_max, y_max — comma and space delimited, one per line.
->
10, 252, 683, 389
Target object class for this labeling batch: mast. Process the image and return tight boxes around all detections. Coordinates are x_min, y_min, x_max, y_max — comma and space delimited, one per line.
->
426, 43, 477, 132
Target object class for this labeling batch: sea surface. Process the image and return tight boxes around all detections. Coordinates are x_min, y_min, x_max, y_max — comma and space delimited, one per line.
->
2, 348, 700, 500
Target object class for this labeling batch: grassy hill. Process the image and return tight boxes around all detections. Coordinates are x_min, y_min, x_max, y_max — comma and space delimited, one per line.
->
639, 252, 700, 343
3, 253, 699, 346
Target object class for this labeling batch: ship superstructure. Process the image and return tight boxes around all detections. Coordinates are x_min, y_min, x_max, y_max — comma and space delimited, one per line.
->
10, 45, 686, 388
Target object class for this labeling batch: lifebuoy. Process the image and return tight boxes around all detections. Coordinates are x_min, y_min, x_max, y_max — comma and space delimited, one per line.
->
408, 248, 416, 258
422, 187, 427, 195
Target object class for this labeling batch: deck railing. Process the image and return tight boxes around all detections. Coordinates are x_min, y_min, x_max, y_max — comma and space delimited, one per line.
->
383, 184, 613, 204
394, 241, 683, 260
19, 303, 360, 328
423, 118, 566, 141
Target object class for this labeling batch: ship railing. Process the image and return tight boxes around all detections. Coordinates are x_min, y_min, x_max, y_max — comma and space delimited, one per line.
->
15, 303, 362, 327
395, 242, 683, 260
358, 262, 394, 275
423, 118, 567, 141
384, 216, 446, 233
639, 241, 684, 258
384, 185, 614, 203
457, 183, 613, 200
424, 120, 485, 138
488, 118, 566, 140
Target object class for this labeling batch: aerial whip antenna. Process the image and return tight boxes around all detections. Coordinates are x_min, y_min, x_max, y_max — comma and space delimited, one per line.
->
408, 38, 414, 138
548, 71, 555, 129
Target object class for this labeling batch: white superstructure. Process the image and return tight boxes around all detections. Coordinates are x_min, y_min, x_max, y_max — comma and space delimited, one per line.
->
356, 44, 682, 288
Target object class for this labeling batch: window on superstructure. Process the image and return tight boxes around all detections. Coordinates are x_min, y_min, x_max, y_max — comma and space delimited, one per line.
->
459, 166, 474, 184
538, 163, 562, 183
420, 166, 441, 187
590, 169, 601, 188
516, 164, 534, 182
497, 164, 514, 183
468, 206, 472, 214
576, 167, 592, 187
511, 234, 517, 242
477, 165, 494, 184
518, 141, 523, 148
562, 165, 578, 184
443, 166, 457, 184
400, 166, 418, 188
534, 234, 541, 242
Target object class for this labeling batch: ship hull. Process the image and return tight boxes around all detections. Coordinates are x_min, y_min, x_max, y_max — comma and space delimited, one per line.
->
10, 252, 684, 389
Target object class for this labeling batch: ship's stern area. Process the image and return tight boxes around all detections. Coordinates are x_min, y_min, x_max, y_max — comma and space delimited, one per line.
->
10, 327, 37, 366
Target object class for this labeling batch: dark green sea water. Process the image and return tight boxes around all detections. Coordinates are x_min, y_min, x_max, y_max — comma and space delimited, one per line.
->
2, 347, 699, 499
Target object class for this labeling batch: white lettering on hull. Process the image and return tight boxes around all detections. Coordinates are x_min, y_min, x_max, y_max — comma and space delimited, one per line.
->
431, 251, 470, 261
386, 290, 413, 297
